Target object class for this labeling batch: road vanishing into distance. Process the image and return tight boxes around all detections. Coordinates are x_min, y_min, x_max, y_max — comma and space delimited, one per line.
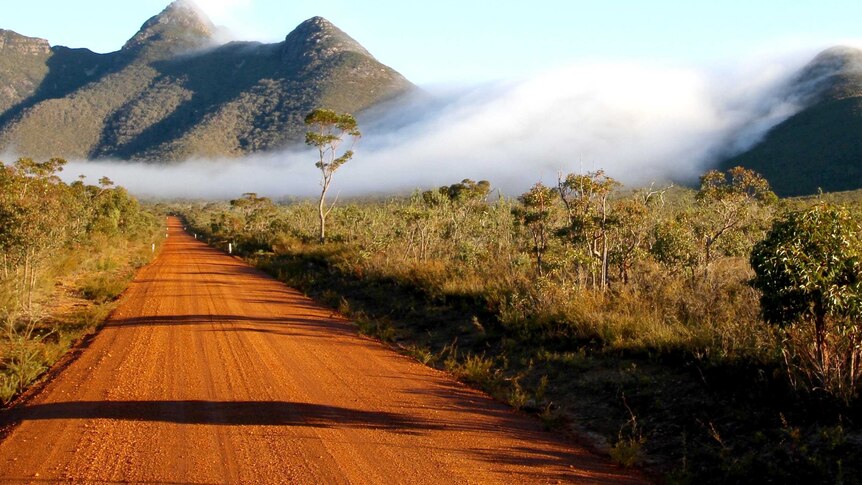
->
0, 217, 644, 484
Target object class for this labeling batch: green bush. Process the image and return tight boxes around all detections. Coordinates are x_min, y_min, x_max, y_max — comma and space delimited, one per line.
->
81, 274, 128, 303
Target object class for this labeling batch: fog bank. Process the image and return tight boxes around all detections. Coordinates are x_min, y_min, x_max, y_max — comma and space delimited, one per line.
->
62, 49, 828, 199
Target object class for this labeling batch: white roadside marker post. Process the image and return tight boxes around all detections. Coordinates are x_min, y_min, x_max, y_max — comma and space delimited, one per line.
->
152, 243, 155, 253
229, 243, 233, 254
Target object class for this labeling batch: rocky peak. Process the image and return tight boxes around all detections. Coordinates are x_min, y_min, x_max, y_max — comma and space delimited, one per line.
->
123, 0, 215, 54
282, 17, 372, 63
0, 30, 51, 56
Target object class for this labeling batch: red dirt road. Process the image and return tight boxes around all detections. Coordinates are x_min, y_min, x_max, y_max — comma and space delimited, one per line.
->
0, 217, 645, 484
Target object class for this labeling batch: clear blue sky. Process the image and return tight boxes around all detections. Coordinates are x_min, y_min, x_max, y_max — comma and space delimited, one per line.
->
3, 0, 861, 84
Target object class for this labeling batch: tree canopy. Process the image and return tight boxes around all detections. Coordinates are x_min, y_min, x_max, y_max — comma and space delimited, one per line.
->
305, 108, 361, 243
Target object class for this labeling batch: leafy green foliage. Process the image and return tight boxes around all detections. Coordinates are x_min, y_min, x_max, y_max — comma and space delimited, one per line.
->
751, 203, 862, 401
305, 108, 361, 243
650, 217, 698, 274
556, 170, 621, 290
425, 179, 492, 204
752, 203, 861, 328
305, 108, 360, 173
0, 157, 157, 403
694, 166, 776, 276
228, 193, 280, 250
513, 183, 558, 276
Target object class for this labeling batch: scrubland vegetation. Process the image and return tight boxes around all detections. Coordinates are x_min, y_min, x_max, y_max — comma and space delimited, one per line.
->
179, 168, 862, 483
0, 157, 159, 403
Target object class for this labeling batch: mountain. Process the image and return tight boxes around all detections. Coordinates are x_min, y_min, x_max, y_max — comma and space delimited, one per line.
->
720, 46, 862, 196
0, 0, 413, 161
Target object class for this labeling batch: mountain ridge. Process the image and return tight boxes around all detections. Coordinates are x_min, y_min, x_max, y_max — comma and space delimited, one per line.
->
0, 1, 413, 161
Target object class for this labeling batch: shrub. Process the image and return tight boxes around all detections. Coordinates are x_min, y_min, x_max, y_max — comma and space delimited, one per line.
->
81, 273, 128, 303
751, 202, 862, 402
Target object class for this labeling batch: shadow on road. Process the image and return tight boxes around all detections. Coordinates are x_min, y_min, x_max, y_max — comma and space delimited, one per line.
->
10, 400, 442, 433
5, 399, 641, 483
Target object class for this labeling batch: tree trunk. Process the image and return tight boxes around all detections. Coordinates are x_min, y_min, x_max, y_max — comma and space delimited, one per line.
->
318, 194, 326, 243
534, 241, 544, 277
600, 197, 609, 291
704, 238, 712, 280
601, 231, 608, 291
318, 173, 331, 244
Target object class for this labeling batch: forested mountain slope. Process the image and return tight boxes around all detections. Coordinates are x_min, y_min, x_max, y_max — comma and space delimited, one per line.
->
0, 1, 413, 161
722, 46, 862, 195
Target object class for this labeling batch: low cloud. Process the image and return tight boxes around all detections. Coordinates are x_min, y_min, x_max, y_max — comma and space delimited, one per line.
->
61, 49, 829, 200
193, 0, 253, 22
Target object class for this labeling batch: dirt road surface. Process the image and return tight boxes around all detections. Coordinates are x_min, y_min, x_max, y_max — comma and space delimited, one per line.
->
0, 217, 645, 484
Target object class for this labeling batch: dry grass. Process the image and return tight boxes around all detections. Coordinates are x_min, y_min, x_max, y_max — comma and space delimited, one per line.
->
176, 191, 862, 482
0, 226, 160, 404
